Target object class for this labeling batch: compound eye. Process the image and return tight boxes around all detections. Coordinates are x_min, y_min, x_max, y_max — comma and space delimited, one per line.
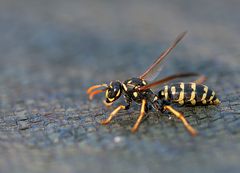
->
109, 88, 117, 98
108, 88, 120, 97
113, 88, 121, 98
105, 88, 115, 102
105, 88, 121, 103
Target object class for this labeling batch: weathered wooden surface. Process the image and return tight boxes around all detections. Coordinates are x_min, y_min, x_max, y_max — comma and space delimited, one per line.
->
0, 0, 240, 173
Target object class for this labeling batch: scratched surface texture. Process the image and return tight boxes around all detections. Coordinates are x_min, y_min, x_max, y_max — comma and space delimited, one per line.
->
0, 0, 240, 173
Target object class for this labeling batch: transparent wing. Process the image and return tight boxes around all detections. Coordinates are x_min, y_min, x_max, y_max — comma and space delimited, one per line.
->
138, 73, 206, 91
139, 31, 187, 81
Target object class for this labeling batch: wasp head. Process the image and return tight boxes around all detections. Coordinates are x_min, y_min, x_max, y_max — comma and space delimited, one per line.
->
105, 81, 122, 103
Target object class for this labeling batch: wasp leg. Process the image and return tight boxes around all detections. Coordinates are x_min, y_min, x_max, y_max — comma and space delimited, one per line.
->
101, 104, 129, 125
131, 99, 147, 133
163, 105, 198, 136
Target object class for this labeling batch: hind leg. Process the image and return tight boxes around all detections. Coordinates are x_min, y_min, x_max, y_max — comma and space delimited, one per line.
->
163, 105, 198, 136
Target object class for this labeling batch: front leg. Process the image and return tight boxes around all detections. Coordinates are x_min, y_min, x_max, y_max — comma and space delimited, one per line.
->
100, 103, 130, 125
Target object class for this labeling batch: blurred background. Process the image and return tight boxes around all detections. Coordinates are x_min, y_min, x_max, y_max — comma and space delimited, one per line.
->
0, 0, 240, 173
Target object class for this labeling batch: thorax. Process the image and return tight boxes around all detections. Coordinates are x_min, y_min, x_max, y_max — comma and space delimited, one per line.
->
122, 77, 150, 103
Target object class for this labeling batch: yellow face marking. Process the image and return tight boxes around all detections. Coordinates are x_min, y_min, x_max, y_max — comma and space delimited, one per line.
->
201, 86, 208, 101
128, 80, 132, 84
164, 85, 169, 100
122, 84, 128, 91
171, 86, 176, 95
133, 92, 138, 97
191, 99, 196, 105
105, 90, 109, 98
108, 97, 115, 102
116, 90, 121, 97
209, 91, 215, 101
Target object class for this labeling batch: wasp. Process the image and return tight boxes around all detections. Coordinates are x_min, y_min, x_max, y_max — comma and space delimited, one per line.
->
86, 31, 220, 136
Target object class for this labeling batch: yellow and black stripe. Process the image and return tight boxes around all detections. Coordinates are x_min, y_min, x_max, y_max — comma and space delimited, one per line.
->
159, 82, 220, 106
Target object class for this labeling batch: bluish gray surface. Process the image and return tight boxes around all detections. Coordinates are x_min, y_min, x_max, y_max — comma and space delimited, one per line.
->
0, 0, 240, 173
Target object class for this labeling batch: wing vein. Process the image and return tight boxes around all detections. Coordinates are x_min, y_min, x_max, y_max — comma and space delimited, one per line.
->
138, 73, 205, 91
139, 31, 187, 81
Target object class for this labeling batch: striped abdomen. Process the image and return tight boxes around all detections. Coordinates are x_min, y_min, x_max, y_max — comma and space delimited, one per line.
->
158, 82, 220, 106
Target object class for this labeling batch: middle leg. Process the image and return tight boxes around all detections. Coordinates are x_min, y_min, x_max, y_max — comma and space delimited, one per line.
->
131, 99, 147, 133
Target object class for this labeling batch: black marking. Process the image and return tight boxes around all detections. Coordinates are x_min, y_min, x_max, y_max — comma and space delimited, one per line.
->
195, 84, 205, 102
183, 83, 193, 102
206, 89, 213, 101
